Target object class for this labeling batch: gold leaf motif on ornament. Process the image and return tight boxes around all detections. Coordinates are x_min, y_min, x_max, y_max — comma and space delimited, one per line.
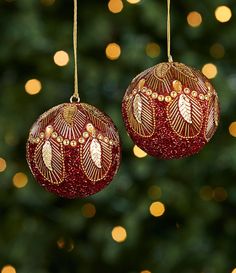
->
178, 94, 192, 124
133, 94, 142, 124
90, 139, 102, 168
63, 104, 77, 125
167, 95, 203, 138
42, 140, 53, 171
172, 62, 198, 81
214, 97, 219, 126
154, 63, 171, 79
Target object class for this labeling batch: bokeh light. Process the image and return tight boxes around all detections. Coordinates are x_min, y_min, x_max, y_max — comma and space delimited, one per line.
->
202, 63, 218, 79
1, 265, 16, 273
25, 79, 42, 95
232, 268, 236, 273
106, 43, 121, 60
108, 0, 123, 13
149, 201, 165, 217
81, 203, 96, 218
215, 6, 232, 23
229, 122, 236, 137
0, 158, 7, 172
210, 43, 225, 59
41, 0, 55, 6
127, 0, 141, 3
13, 172, 28, 188
54, 50, 69, 66
57, 237, 65, 249
213, 187, 228, 202
111, 226, 127, 243
146, 42, 161, 58
141, 271, 151, 273
148, 185, 162, 199
200, 186, 213, 201
187, 11, 202, 27
133, 145, 147, 158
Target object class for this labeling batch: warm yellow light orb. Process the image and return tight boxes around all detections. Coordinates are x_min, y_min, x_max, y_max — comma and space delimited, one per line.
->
25, 79, 42, 95
105, 43, 121, 60
111, 226, 127, 243
149, 201, 165, 217
229, 122, 236, 137
133, 145, 147, 158
41, 0, 55, 6
127, 0, 141, 4
54, 50, 69, 66
141, 271, 151, 273
81, 203, 96, 218
146, 43, 161, 58
0, 158, 7, 172
108, 0, 123, 13
232, 268, 236, 273
210, 43, 225, 59
13, 172, 28, 188
215, 6, 232, 23
202, 63, 218, 79
1, 265, 16, 273
187, 11, 202, 27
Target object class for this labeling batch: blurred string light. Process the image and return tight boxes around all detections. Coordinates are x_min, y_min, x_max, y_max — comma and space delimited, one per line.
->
200, 186, 213, 201
229, 122, 236, 137
127, 0, 141, 4
40, 0, 55, 6
133, 145, 147, 158
146, 42, 161, 58
215, 5, 232, 23
13, 172, 28, 188
81, 203, 96, 218
149, 201, 165, 217
111, 226, 127, 243
148, 185, 162, 199
213, 187, 228, 202
106, 43, 121, 60
108, 0, 123, 13
187, 11, 202, 27
57, 238, 75, 252
25, 79, 42, 95
54, 50, 69, 67
202, 63, 218, 79
0, 158, 7, 173
210, 43, 225, 59
1, 265, 16, 273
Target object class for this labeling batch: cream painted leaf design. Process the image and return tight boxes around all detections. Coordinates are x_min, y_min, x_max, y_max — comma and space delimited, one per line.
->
90, 139, 102, 169
154, 63, 171, 79
178, 94, 192, 124
214, 97, 219, 126
42, 140, 53, 171
133, 94, 142, 124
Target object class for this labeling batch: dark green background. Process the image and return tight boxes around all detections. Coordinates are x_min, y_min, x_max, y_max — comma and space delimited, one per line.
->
0, 0, 236, 272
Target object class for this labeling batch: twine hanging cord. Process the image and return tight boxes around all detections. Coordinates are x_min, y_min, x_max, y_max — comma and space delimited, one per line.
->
167, 0, 173, 62
70, 0, 80, 103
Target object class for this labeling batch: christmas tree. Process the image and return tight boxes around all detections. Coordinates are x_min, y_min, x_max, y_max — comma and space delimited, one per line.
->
0, 0, 236, 273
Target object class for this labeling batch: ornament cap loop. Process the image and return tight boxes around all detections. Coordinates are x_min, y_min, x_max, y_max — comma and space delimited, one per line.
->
70, 95, 80, 103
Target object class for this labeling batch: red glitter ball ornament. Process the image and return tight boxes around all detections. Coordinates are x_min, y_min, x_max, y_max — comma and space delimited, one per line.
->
122, 62, 220, 159
26, 102, 121, 198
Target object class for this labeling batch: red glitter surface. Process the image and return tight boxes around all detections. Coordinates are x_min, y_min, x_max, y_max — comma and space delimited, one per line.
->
26, 103, 121, 199
122, 62, 220, 159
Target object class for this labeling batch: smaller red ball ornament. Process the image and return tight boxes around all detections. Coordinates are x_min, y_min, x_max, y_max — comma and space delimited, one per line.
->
122, 62, 220, 159
26, 103, 121, 198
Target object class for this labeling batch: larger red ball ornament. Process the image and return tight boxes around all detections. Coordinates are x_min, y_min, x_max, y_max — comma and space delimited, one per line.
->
26, 103, 121, 198
122, 62, 220, 159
